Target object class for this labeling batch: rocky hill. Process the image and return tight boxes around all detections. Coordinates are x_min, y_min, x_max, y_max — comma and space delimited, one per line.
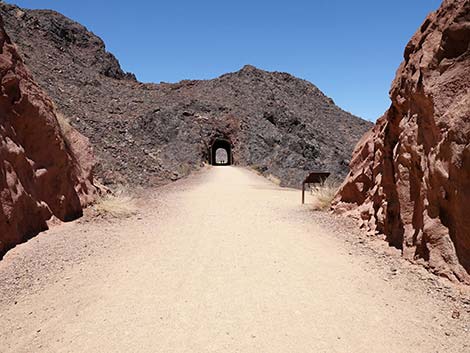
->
0, 14, 96, 256
333, 0, 470, 283
0, 2, 371, 188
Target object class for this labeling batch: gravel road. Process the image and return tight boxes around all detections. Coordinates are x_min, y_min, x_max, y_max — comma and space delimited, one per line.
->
0, 167, 469, 352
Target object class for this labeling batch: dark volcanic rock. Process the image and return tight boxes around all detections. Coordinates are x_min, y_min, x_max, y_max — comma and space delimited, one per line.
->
333, 0, 470, 283
0, 3, 371, 188
0, 14, 96, 256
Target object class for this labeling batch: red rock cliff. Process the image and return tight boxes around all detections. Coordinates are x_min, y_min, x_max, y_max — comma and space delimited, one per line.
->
0, 16, 95, 256
333, 0, 470, 283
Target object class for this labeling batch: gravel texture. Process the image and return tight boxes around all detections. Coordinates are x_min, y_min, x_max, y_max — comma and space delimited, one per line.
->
1, 167, 468, 352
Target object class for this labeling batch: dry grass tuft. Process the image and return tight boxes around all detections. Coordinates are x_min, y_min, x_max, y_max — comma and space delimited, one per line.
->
56, 111, 73, 136
93, 186, 138, 218
310, 180, 340, 210
266, 174, 281, 186
55, 110, 75, 151
250, 164, 267, 175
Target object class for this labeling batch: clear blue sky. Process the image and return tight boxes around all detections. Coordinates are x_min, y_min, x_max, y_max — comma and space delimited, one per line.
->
9, 0, 442, 121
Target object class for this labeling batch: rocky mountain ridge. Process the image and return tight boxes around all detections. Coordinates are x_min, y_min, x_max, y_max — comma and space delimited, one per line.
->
0, 2, 371, 188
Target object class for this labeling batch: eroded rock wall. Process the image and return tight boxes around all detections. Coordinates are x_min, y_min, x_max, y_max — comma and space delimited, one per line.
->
0, 16, 95, 256
333, 0, 470, 283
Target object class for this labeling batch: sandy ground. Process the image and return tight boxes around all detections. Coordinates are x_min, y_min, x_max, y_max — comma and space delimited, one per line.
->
0, 167, 469, 353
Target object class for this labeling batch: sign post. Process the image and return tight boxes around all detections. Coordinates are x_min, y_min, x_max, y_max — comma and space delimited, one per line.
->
302, 172, 330, 204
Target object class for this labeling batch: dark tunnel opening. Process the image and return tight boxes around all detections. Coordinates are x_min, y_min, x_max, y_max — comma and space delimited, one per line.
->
210, 139, 232, 166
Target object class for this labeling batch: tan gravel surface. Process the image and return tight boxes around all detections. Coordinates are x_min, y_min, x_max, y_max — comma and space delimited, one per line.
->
0, 167, 469, 352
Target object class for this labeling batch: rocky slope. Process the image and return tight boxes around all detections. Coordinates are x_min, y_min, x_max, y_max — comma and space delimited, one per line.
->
0, 2, 371, 188
333, 0, 470, 283
0, 14, 96, 256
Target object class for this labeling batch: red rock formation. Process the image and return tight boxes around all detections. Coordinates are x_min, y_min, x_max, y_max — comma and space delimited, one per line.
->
333, 0, 470, 283
0, 15, 95, 256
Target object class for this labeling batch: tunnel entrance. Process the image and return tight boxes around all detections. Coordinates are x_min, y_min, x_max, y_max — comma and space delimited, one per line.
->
210, 138, 232, 166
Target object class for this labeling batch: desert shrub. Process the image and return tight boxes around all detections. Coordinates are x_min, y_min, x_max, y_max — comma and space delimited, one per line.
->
266, 174, 281, 186
250, 164, 268, 175
56, 111, 73, 136
93, 185, 137, 218
310, 179, 340, 210
54, 110, 76, 153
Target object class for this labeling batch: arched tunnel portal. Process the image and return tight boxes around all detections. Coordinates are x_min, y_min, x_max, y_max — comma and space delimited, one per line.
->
209, 138, 233, 166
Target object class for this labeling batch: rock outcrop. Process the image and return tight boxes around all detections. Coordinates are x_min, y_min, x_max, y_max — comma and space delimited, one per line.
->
333, 0, 470, 283
0, 3, 372, 188
0, 15, 96, 256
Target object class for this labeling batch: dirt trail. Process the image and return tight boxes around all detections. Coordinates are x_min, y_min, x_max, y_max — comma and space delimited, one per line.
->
0, 167, 469, 352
